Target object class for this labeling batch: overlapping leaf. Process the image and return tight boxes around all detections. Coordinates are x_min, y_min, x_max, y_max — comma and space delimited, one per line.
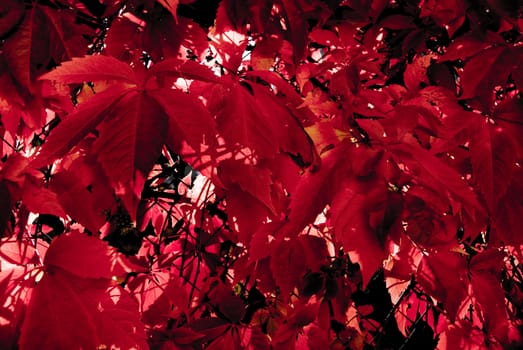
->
36, 55, 217, 217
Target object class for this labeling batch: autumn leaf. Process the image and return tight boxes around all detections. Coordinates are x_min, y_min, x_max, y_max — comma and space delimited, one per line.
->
469, 249, 508, 339
147, 59, 223, 84
416, 251, 467, 321
43, 231, 113, 279
218, 159, 275, 213
31, 86, 131, 167
50, 155, 116, 233
0, 0, 24, 37
213, 80, 279, 158
331, 178, 393, 286
460, 46, 522, 108
19, 272, 101, 350
2, 1, 523, 348
146, 88, 217, 151
469, 121, 517, 211
279, 140, 353, 238
3, 5, 94, 93
270, 237, 307, 298
157, 0, 179, 22
93, 91, 168, 216
389, 140, 484, 221
40, 54, 136, 84
19, 271, 146, 350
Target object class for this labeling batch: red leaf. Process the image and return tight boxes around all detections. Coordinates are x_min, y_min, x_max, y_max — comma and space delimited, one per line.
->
419, 0, 465, 36
96, 285, 148, 349
157, 0, 179, 21
331, 179, 390, 286
469, 121, 517, 211
0, 0, 24, 37
19, 271, 146, 350
218, 159, 275, 213
147, 59, 222, 84
171, 327, 206, 345
404, 54, 433, 91
22, 176, 66, 218
305, 325, 329, 350
309, 28, 340, 47
439, 320, 486, 350
136, 272, 189, 326
439, 32, 503, 62
280, 0, 309, 63
0, 152, 28, 185
44, 230, 113, 279
279, 141, 353, 237
270, 237, 307, 297
50, 155, 116, 232
470, 250, 508, 338
214, 81, 279, 158
19, 272, 101, 350
240, 326, 270, 350
2, 8, 36, 92
3, 6, 94, 92
390, 141, 484, 221
218, 293, 246, 323
249, 82, 316, 165
93, 91, 168, 217
147, 88, 217, 151
188, 317, 229, 343
39, 6, 94, 63
32, 86, 131, 167
416, 251, 467, 321
40, 54, 136, 84
298, 235, 329, 273
224, 186, 272, 244
460, 46, 522, 108
0, 237, 37, 266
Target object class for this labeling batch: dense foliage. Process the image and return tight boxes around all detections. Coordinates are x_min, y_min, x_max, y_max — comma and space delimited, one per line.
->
1, 0, 523, 349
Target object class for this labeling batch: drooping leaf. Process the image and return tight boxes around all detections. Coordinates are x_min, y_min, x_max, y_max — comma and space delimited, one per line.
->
0, 0, 24, 38
2, 8, 36, 92
93, 91, 168, 217
270, 237, 307, 298
96, 285, 148, 350
147, 59, 222, 84
32, 86, 131, 167
0, 237, 37, 266
147, 88, 217, 151
469, 121, 517, 211
50, 155, 116, 232
218, 159, 275, 214
157, 0, 179, 22
3, 5, 95, 93
389, 140, 484, 221
460, 46, 522, 108
331, 179, 391, 286
416, 251, 467, 321
19, 272, 101, 350
469, 249, 509, 339
214, 81, 279, 158
40, 54, 136, 84
43, 230, 113, 279
279, 140, 353, 237
39, 6, 94, 63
